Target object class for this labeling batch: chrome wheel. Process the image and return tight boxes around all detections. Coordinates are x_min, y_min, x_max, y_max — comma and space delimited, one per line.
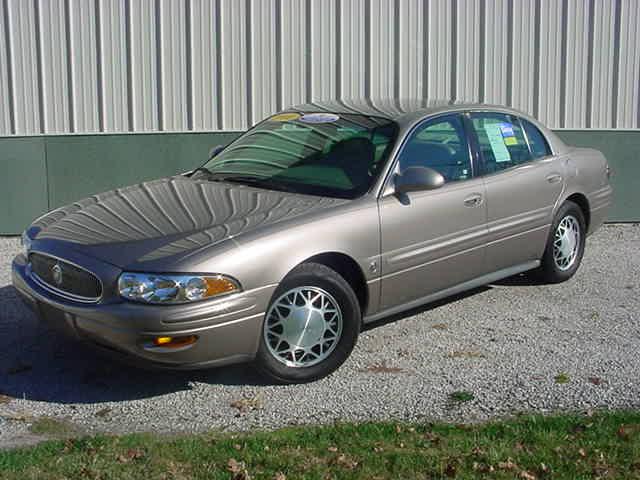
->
553, 215, 581, 271
264, 286, 343, 368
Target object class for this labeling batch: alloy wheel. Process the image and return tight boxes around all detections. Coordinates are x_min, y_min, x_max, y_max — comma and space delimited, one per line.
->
264, 286, 343, 368
553, 215, 581, 271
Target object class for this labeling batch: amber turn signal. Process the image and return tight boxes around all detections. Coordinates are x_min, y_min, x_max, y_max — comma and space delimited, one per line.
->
152, 335, 198, 348
204, 276, 238, 297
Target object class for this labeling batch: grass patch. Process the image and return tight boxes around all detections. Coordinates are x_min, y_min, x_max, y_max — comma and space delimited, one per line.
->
1, 411, 640, 479
28, 417, 81, 438
449, 390, 475, 403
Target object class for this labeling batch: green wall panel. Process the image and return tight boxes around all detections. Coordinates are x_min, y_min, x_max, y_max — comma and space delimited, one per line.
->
555, 130, 639, 222
0, 129, 637, 234
0, 137, 47, 234
45, 132, 240, 210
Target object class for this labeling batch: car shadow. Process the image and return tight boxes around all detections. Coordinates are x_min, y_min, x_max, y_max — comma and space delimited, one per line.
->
0, 280, 502, 404
0, 285, 270, 405
491, 271, 542, 287
362, 285, 491, 332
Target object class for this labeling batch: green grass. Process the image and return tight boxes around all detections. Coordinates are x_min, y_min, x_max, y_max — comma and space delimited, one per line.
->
28, 418, 81, 438
555, 372, 571, 384
1, 411, 640, 479
449, 390, 475, 403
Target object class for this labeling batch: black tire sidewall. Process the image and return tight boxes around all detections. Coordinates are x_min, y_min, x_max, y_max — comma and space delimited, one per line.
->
255, 263, 361, 383
540, 201, 586, 283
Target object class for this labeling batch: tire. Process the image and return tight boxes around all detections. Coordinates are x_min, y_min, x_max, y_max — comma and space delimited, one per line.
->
536, 200, 586, 283
255, 262, 361, 383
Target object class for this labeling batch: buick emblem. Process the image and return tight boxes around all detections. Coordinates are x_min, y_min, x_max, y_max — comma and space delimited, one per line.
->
51, 263, 63, 286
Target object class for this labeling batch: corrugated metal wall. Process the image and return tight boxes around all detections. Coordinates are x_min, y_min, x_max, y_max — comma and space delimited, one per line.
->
1, 0, 639, 136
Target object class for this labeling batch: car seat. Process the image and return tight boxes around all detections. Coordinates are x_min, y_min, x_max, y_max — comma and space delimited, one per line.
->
324, 137, 375, 189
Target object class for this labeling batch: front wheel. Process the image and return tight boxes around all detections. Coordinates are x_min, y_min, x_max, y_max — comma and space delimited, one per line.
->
255, 263, 361, 383
537, 200, 586, 283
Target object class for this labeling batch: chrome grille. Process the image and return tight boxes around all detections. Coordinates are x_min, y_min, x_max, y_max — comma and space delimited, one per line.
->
29, 252, 102, 302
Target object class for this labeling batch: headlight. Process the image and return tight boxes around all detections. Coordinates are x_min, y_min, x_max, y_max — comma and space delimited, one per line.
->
117, 272, 240, 304
21, 231, 32, 256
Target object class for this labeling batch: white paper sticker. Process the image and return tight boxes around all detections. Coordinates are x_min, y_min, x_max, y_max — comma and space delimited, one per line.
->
484, 123, 511, 163
299, 113, 340, 124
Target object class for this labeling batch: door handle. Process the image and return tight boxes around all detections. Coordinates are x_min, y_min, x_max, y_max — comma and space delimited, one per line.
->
546, 173, 562, 184
463, 193, 483, 207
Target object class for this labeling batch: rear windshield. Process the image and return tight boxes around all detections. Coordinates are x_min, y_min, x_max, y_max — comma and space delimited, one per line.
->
202, 112, 398, 199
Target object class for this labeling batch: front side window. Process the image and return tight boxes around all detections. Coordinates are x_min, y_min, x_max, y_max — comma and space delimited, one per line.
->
470, 113, 532, 174
199, 112, 398, 199
398, 114, 472, 183
521, 119, 552, 158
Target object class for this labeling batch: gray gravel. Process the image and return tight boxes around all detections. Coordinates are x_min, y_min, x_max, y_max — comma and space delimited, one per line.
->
1, 225, 639, 449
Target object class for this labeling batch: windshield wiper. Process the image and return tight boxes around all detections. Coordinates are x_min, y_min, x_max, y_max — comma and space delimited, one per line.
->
190, 169, 300, 194
219, 175, 300, 194
190, 168, 241, 183
189, 167, 216, 179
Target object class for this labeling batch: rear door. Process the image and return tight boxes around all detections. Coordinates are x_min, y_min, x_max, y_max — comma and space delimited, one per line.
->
467, 112, 564, 271
378, 114, 488, 311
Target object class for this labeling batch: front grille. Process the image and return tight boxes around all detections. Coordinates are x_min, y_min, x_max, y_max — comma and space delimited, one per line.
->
29, 252, 102, 301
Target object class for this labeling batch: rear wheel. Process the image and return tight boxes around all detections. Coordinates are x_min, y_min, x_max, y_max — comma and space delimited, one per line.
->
537, 201, 586, 283
255, 263, 361, 383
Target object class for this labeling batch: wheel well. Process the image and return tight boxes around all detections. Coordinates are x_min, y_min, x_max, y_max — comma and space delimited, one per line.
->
303, 252, 369, 315
566, 193, 590, 230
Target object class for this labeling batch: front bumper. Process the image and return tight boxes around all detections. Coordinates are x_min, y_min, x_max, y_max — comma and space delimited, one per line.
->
11, 254, 277, 370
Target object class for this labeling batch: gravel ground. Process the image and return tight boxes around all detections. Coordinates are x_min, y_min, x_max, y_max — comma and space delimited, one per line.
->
0, 225, 638, 449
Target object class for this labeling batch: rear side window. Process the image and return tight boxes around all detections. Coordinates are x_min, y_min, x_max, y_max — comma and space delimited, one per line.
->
470, 113, 532, 174
521, 119, 552, 158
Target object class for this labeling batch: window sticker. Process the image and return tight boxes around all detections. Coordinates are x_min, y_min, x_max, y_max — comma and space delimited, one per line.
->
499, 123, 514, 136
484, 123, 512, 163
269, 112, 301, 122
499, 123, 518, 146
299, 113, 340, 124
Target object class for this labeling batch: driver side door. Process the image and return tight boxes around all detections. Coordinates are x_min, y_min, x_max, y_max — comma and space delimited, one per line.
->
378, 114, 489, 311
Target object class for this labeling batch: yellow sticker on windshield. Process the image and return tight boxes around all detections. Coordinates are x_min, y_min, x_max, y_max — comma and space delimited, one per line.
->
504, 136, 518, 146
269, 112, 301, 122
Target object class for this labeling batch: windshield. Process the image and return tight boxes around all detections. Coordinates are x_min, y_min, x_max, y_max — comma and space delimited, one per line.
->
200, 112, 399, 199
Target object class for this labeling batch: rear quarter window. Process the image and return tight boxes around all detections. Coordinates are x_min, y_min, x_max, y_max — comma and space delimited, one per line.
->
521, 119, 552, 158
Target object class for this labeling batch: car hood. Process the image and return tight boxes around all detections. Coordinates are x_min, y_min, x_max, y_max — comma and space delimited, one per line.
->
31, 176, 348, 269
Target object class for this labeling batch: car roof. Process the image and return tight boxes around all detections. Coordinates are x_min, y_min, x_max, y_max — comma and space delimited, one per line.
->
285, 98, 568, 154
287, 98, 456, 123
286, 98, 532, 122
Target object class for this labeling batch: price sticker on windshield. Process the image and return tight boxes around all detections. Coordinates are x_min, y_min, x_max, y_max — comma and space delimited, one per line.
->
269, 112, 301, 122
299, 113, 340, 124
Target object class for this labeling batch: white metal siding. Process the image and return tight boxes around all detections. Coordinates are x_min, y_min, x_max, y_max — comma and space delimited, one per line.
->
1, 0, 638, 136
5, 0, 41, 134
565, 0, 590, 129
129, 0, 159, 131
219, 0, 247, 130
397, 0, 422, 100
310, 0, 337, 102
280, 0, 307, 111
189, 0, 218, 131
249, 0, 277, 125
426, 0, 452, 101
97, 0, 129, 132
616, 0, 640, 128
0, 0, 10, 133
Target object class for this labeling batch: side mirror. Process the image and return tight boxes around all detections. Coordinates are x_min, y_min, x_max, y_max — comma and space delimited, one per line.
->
394, 166, 445, 194
208, 145, 225, 160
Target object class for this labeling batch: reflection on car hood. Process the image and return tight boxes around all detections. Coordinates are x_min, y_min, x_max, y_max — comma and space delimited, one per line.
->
32, 176, 347, 268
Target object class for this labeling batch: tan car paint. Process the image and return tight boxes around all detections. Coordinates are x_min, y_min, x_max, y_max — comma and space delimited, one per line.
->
12, 101, 613, 369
